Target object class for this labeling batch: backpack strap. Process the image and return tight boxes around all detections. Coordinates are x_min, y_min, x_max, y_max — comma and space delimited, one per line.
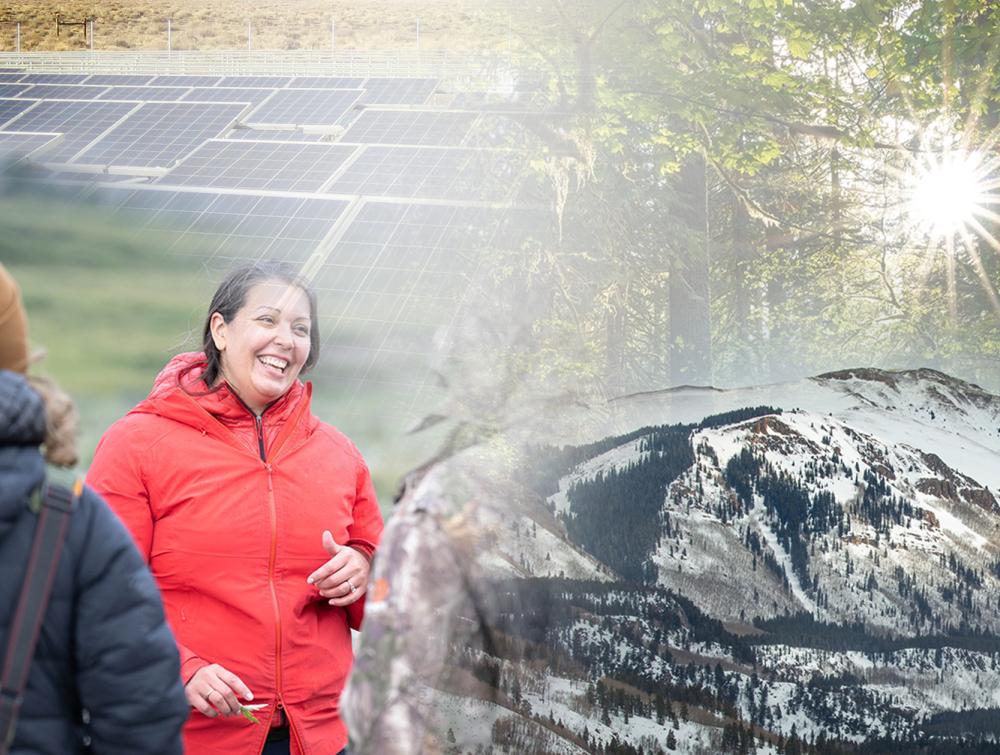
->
0, 479, 80, 755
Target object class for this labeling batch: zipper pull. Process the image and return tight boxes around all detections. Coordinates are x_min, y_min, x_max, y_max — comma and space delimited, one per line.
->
254, 413, 267, 461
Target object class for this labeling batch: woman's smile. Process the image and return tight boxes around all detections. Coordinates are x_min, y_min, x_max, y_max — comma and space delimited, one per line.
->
211, 281, 312, 414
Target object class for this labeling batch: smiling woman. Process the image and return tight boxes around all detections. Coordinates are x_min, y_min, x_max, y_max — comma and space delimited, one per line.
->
203, 270, 318, 416
86, 261, 383, 755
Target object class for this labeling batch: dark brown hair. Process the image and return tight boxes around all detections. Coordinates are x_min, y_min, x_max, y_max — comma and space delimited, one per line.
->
200, 262, 320, 387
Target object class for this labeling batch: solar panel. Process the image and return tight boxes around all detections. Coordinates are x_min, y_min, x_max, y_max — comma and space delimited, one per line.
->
46, 170, 148, 184
23, 84, 110, 100
94, 187, 350, 262
149, 75, 223, 87
448, 90, 554, 112
320, 203, 488, 294
86, 74, 156, 86
20, 73, 91, 84
339, 110, 478, 146
73, 102, 247, 169
0, 98, 38, 127
6, 100, 140, 164
0, 73, 25, 83
327, 146, 523, 201
182, 87, 276, 104
0, 84, 32, 98
156, 139, 359, 192
290, 77, 366, 89
245, 89, 363, 127
218, 76, 292, 88
360, 78, 437, 105
314, 201, 507, 415
97, 86, 192, 101
0, 67, 536, 426
463, 112, 548, 149
225, 128, 326, 142
0, 132, 61, 162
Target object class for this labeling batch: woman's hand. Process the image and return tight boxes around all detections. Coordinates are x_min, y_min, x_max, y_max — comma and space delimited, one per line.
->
185, 663, 254, 717
307, 530, 370, 606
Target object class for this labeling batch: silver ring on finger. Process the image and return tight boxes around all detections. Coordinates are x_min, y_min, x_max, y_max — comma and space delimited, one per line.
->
348, 579, 357, 594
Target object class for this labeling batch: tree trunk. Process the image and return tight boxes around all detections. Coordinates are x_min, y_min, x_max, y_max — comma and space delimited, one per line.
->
765, 225, 788, 383
732, 192, 754, 375
669, 152, 713, 386
604, 283, 626, 395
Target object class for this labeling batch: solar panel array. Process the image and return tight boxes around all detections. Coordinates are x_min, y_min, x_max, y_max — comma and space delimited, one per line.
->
151, 75, 222, 87
23, 83, 109, 99
0, 131, 61, 161
225, 128, 325, 142
340, 110, 477, 146
0, 98, 38, 127
155, 139, 357, 192
75, 102, 248, 169
328, 145, 523, 201
245, 89, 363, 127
290, 76, 366, 89
182, 87, 277, 104
0, 84, 32, 98
87, 74, 155, 86
358, 78, 437, 105
0, 69, 552, 421
20, 73, 90, 84
95, 188, 351, 261
5, 100, 139, 163
98, 86, 192, 101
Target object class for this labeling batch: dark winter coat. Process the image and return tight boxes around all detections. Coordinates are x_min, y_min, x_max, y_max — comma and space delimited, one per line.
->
0, 369, 188, 755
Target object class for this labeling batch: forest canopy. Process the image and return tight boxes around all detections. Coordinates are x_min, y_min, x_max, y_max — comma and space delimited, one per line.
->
474, 0, 1000, 402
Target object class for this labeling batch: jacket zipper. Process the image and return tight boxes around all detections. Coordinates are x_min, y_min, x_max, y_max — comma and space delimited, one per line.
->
254, 414, 266, 461
250, 405, 298, 749
265, 461, 288, 739
210, 387, 306, 750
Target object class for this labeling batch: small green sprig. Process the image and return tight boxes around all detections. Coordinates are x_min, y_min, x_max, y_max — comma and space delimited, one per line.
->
239, 703, 267, 724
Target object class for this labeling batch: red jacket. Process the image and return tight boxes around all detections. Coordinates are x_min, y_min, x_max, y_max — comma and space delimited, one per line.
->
87, 353, 383, 755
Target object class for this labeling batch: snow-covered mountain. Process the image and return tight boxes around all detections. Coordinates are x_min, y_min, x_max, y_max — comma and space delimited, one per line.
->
428, 368, 1000, 753
608, 367, 1000, 492
632, 407, 997, 634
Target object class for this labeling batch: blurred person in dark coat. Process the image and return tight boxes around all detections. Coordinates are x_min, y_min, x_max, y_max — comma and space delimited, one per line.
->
0, 263, 188, 754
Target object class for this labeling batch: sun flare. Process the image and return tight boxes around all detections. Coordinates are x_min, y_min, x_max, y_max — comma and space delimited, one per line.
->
908, 149, 995, 238
886, 120, 1000, 321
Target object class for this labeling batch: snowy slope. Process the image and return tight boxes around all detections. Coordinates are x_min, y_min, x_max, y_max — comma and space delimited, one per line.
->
547, 371, 1000, 635
468, 487, 611, 582
604, 368, 1000, 492
410, 368, 1000, 752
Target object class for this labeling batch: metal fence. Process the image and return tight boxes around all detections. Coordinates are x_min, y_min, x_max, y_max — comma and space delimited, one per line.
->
0, 49, 520, 87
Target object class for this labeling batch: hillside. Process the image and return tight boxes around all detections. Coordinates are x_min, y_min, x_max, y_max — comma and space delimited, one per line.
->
389, 367, 1000, 753
0, 0, 518, 52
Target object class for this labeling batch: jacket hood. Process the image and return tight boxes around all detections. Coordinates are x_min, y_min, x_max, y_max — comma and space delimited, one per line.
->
133, 352, 314, 436
0, 370, 47, 542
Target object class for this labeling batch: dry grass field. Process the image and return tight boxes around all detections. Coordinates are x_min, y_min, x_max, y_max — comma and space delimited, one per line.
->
0, 0, 523, 52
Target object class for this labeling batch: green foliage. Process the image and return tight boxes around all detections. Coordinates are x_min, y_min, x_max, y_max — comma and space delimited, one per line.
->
500, 0, 1000, 396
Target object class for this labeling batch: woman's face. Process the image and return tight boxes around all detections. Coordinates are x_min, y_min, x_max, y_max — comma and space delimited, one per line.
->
210, 280, 312, 415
